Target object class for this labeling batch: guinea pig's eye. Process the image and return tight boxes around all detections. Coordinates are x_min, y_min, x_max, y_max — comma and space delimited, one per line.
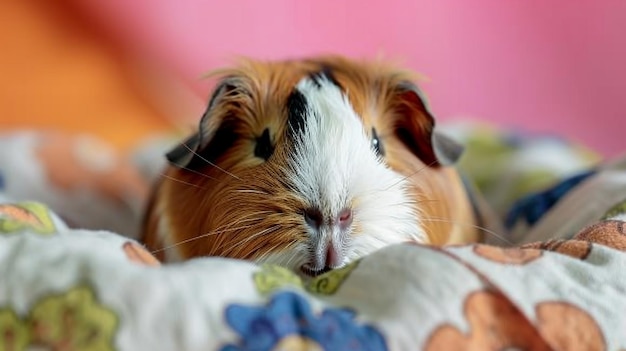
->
254, 128, 274, 161
371, 128, 385, 157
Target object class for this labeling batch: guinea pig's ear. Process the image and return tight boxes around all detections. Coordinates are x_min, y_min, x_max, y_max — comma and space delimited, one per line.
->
393, 81, 464, 167
165, 79, 241, 170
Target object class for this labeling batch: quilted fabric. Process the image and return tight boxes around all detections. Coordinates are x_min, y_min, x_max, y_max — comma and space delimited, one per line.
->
1, 197, 626, 350
0, 126, 625, 350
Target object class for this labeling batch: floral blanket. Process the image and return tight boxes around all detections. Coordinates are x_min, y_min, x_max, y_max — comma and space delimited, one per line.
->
0, 126, 625, 351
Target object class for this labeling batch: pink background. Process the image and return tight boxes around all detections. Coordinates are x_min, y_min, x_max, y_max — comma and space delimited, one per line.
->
78, 1, 625, 157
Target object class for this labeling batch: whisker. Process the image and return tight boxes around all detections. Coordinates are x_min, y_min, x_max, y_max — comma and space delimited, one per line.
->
157, 209, 272, 257
208, 216, 267, 254
150, 224, 256, 254
421, 217, 513, 246
159, 173, 207, 189
256, 240, 294, 264
207, 211, 276, 256
180, 142, 241, 180
383, 159, 440, 192
222, 225, 280, 254
231, 225, 283, 257
168, 162, 220, 181
282, 248, 300, 269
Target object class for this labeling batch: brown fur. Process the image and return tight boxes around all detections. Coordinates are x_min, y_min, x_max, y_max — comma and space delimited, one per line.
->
141, 56, 484, 262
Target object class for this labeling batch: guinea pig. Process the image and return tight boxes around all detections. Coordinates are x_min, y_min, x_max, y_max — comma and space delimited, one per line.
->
141, 56, 494, 276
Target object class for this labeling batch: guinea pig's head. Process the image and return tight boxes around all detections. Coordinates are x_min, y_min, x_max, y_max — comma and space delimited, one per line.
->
145, 57, 463, 276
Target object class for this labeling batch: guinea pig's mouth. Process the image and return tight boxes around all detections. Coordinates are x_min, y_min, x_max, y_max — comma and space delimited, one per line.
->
299, 263, 333, 277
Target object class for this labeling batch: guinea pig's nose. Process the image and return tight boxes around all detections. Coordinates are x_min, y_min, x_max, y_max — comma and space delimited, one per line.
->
303, 208, 353, 230
325, 244, 340, 268
300, 243, 343, 277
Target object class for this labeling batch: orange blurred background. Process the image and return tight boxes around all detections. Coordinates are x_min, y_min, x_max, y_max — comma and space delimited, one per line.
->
0, 1, 200, 151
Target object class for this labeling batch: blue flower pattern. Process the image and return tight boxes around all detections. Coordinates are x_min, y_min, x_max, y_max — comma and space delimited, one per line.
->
221, 291, 387, 351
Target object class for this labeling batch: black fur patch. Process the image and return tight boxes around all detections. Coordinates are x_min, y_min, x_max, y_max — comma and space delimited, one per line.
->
165, 78, 243, 170
184, 124, 238, 171
254, 128, 274, 161
165, 132, 201, 167
287, 89, 308, 138
309, 66, 342, 90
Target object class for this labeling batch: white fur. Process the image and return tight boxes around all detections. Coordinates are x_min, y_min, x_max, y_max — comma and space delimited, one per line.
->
261, 76, 424, 271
